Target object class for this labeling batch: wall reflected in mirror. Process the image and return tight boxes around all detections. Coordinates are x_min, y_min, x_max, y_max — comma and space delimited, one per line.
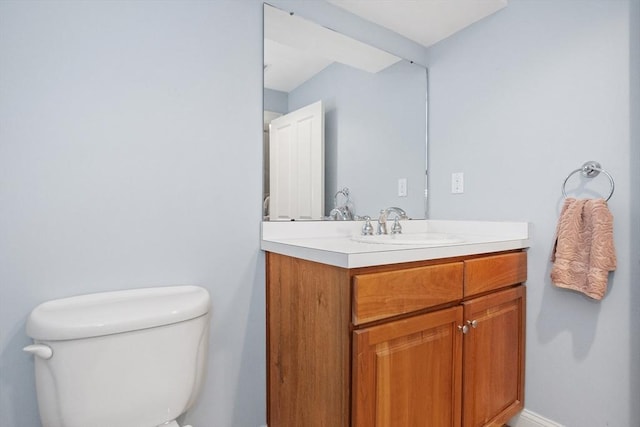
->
263, 3, 427, 221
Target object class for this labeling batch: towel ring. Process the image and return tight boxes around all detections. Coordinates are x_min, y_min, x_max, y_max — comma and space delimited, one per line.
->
561, 161, 615, 201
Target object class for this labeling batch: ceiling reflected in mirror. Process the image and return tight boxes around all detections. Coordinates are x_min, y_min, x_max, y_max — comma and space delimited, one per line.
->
264, 4, 401, 93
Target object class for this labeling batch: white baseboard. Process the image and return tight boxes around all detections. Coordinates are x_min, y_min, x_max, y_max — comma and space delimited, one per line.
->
509, 409, 565, 427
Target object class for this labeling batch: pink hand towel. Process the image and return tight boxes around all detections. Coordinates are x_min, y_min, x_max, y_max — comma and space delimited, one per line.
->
551, 198, 616, 300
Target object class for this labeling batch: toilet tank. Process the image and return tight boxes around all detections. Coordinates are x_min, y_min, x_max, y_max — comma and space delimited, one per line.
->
25, 286, 210, 427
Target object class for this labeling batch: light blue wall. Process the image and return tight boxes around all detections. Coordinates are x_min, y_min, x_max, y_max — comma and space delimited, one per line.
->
0, 1, 265, 426
263, 88, 288, 114
428, 0, 639, 425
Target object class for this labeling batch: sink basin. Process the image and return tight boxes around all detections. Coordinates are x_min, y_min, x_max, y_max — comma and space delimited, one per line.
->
351, 232, 464, 246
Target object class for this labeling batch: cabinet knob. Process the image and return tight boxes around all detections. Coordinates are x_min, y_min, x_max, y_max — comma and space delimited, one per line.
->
458, 324, 469, 334
467, 319, 478, 329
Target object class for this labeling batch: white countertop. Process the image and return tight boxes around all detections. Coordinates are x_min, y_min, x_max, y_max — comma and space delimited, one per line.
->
261, 220, 530, 268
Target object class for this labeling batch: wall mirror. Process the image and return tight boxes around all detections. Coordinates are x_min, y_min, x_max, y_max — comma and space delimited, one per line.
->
263, 3, 428, 221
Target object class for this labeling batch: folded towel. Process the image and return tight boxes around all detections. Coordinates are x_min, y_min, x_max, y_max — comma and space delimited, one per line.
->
551, 198, 616, 300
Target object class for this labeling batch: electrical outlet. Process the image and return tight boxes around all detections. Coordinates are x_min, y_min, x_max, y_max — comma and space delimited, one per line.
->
398, 178, 408, 197
451, 172, 464, 194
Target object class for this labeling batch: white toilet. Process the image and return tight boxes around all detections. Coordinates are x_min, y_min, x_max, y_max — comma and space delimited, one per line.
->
23, 285, 210, 427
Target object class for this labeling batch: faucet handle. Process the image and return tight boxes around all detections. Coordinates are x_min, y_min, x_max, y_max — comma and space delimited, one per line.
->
361, 216, 373, 235
390, 216, 403, 234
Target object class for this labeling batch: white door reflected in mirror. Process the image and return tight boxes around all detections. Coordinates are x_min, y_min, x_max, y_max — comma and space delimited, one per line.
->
268, 100, 325, 220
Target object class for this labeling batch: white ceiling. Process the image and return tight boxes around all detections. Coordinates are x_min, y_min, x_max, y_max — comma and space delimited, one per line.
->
326, 0, 508, 48
264, 0, 508, 93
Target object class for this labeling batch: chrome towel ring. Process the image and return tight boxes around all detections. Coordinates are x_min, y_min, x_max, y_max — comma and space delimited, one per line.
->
561, 161, 615, 201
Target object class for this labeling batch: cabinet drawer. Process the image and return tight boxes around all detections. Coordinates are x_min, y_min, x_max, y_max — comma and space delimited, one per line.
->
353, 262, 463, 325
464, 252, 527, 297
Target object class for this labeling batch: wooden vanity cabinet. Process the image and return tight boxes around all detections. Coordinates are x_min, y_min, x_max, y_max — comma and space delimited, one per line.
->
266, 250, 527, 427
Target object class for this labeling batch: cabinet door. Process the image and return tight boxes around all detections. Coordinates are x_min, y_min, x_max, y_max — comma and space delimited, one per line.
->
462, 286, 526, 427
353, 306, 464, 427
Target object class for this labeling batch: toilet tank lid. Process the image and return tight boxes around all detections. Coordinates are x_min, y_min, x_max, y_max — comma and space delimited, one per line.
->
26, 286, 210, 341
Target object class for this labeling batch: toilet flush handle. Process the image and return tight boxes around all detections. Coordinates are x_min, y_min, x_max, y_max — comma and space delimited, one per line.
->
23, 344, 53, 360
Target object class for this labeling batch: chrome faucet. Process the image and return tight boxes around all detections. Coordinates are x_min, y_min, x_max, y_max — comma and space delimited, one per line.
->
329, 188, 354, 220
377, 207, 408, 235
329, 207, 350, 221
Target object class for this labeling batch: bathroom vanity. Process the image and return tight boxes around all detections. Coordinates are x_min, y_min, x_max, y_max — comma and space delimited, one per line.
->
262, 220, 529, 427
